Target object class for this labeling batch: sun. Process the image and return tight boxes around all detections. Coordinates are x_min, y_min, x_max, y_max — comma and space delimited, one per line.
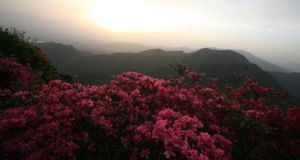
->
88, 0, 191, 32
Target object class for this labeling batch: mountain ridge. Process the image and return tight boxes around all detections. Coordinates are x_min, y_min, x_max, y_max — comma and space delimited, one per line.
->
36, 42, 299, 99
235, 50, 288, 73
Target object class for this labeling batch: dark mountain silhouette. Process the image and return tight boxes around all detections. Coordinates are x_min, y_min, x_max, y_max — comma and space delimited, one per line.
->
61, 48, 186, 84
76, 41, 195, 54
95, 42, 151, 53
207, 48, 288, 73
44, 45, 281, 90
186, 48, 281, 88
36, 42, 300, 100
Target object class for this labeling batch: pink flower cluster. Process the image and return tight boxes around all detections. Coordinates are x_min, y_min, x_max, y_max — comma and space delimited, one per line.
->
0, 58, 33, 90
0, 71, 299, 159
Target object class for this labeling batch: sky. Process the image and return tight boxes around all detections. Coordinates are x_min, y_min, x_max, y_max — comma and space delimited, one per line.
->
0, 0, 299, 70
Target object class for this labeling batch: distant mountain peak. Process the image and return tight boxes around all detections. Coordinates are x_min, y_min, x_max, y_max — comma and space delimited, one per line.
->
193, 48, 247, 59
139, 48, 167, 54
195, 48, 237, 54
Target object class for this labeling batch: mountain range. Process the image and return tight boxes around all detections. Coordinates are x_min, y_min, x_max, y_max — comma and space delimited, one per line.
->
35, 42, 300, 101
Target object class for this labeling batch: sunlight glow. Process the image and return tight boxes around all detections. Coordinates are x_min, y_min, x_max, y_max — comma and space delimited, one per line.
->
88, 0, 194, 32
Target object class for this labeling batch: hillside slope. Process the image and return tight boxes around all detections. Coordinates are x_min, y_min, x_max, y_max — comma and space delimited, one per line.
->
35, 42, 92, 70
60, 47, 281, 90
270, 72, 300, 99
187, 49, 281, 88
236, 50, 288, 72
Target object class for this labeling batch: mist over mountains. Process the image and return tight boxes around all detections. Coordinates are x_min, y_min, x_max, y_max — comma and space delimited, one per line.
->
1, 0, 300, 158
235, 50, 288, 73
37, 40, 300, 72
35, 42, 300, 101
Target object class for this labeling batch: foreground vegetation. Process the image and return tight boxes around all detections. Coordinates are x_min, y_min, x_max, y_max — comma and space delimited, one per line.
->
0, 27, 299, 160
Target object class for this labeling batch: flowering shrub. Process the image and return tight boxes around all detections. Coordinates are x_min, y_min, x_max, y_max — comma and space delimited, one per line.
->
1, 27, 72, 84
0, 57, 33, 90
0, 70, 299, 160
0, 57, 41, 110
